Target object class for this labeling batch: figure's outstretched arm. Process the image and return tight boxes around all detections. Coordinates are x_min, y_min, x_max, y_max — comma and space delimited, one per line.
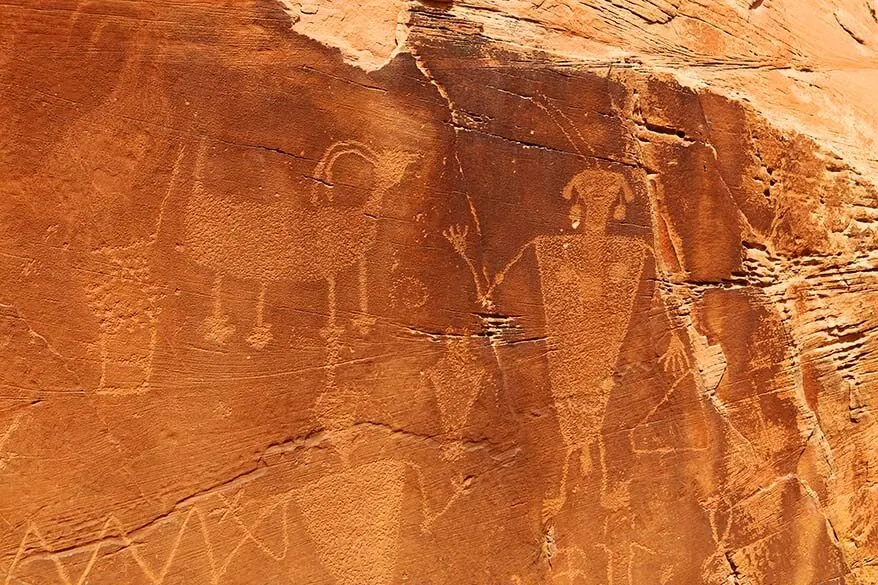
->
443, 223, 489, 307
647, 256, 692, 382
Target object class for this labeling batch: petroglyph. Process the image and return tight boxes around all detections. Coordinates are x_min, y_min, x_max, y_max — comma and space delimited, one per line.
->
295, 460, 406, 585
80, 145, 184, 395
537, 169, 648, 521
388, 274, 428, 310
420, 331, 490, 460
84, 239, 163, 396
3, 2, 877, 584
201, 274, 236, 346
409, 466, 475, 534
245, 282, 272, 350
3, 484, 295, 585
441, 159, 696, 519
541, 524, 558, 568
443, 223, 537, 311
185, 139, 416, 347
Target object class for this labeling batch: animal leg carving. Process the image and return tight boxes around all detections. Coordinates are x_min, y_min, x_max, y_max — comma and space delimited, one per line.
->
352, 256, 376, 335
202, 274, 235, 345
246, 282, 273, 350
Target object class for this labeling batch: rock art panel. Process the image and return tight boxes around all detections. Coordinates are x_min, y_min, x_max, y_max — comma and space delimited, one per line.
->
1, 1, 876, 585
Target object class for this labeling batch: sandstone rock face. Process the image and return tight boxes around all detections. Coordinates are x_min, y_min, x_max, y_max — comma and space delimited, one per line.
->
1, 1, 876, 584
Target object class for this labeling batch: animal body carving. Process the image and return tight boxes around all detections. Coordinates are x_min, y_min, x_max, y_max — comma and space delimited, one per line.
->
184, 140, 416, 347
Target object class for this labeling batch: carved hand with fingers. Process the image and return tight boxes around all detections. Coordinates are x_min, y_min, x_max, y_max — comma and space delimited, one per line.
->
443, 224, 470, 256
660, 333, 690, 380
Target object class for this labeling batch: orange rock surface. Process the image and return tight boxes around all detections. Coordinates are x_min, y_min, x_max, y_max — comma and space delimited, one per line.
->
1, 1, 876, 584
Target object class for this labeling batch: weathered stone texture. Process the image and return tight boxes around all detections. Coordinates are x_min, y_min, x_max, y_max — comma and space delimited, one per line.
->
1, 1, 876, 584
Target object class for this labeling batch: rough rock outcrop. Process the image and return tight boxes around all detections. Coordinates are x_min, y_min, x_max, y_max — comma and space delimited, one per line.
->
1, 1, 876, 584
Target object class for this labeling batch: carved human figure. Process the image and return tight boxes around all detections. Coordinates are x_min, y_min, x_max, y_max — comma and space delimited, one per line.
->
302, 390, 473, 585
420, 330, 492, 460
295, 459, 407, 585
440, 163, 689, 523
80, 146, 186, 395
537, 168, 689, 522
84, 240, 163, 395
535, 169, 647, 520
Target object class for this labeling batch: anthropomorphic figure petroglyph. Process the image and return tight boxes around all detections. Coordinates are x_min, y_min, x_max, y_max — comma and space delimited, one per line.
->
43, 45, 186, 396
81, 147, 186, 395
536, 168, 651, 521
420, 330, 492, 460
295, 459, 407, 585
301, 400, 473, 585
185, 140, 416, 348
84, 240, 162, 395
443, 164, 689, 522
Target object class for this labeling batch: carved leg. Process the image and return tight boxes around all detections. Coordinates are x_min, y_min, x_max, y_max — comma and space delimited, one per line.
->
316, 275, 358, 461
202, 274, 234, 345
246, 281, 273, 350
542, 446, 574, 522
320, 275, 344, 389
352, 257, 376, 334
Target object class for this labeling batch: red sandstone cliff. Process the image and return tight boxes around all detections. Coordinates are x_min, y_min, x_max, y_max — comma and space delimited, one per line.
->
0, 1, 876, 584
